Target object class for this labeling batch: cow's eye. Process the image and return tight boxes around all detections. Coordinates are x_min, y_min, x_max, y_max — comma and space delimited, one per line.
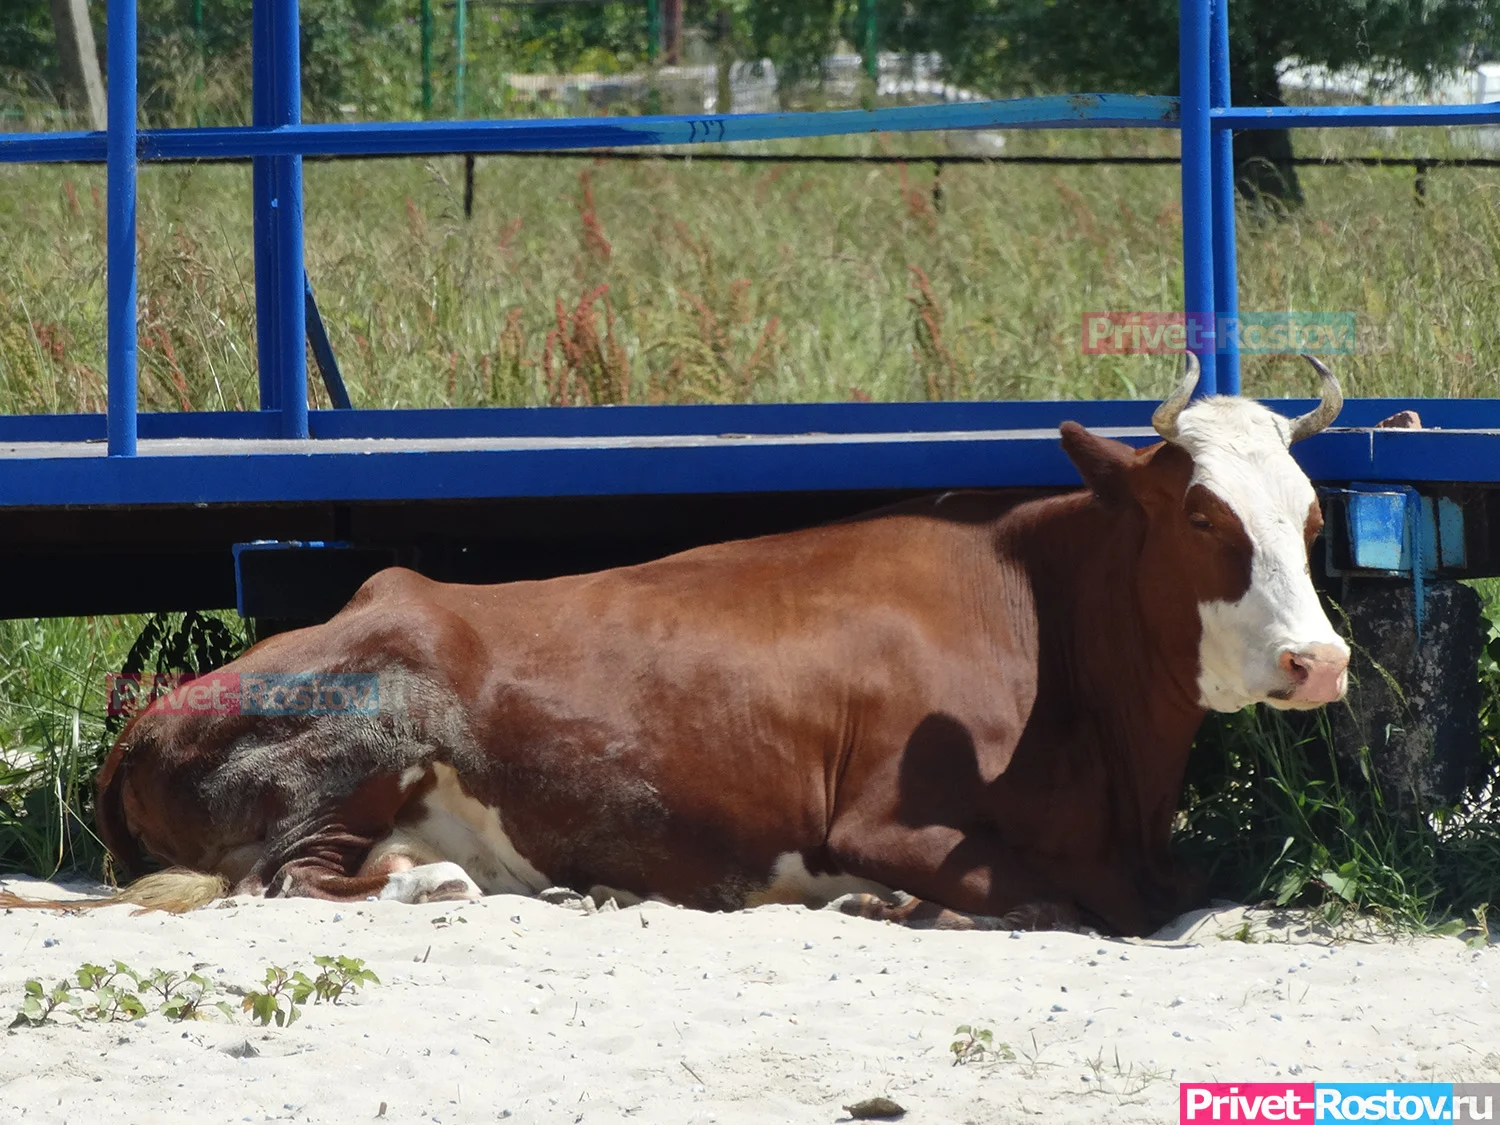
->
1188, 512, 1213, 531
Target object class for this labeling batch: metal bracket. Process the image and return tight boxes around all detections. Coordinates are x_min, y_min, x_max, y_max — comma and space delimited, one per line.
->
1321, 483, 1468, 641
233, 540, 397, 621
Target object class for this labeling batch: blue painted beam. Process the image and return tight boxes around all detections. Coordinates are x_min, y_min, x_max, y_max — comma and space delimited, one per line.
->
270, 0, 308, 439
17, 98, 1500, 166
1215, 103, 1500, 129
0, 96, 1181, 164
1179, 0, 1216, 392
3, 399, 1500, 444
0, 434, 1115, 507
105, 0, 138, 457
1, 423, 1499, 509
1208, 0, 1240, 394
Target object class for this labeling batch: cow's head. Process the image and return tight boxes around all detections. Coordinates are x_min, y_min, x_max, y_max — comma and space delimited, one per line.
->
1062, 355, 1349, 712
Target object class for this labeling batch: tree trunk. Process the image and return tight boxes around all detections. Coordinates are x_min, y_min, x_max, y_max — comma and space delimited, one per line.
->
663, 0, 683, 65
1229, 48, 1303, 210
715, 7, 733, 113
48, 0, 107, 130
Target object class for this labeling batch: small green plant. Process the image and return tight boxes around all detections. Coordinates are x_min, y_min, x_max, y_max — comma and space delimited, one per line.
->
11, 956, 370, 1030
1462, 902, 1491, 950
950, 1024, 1013, 1066
139, 968, 236, 1022
1221, 920, 1257, 943
9, 979, 77, 1028
10, 960, 235, 1027
241, 966, 306, 1028
242, 956, 380, 1027
308, 955, 381, 1002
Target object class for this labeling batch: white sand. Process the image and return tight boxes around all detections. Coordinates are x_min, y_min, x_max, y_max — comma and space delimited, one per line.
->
1, 877, 1496, 1124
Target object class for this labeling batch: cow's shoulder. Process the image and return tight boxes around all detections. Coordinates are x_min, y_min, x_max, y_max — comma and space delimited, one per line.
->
340, 566, 437, 615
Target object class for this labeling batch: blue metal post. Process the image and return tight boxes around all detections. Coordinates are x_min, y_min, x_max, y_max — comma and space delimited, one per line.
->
106, 0, 139, 456
1209, 0, 1240, 394
1179, 0, 1216, 394
273, 0, 308, 439
251, 0, 279, 411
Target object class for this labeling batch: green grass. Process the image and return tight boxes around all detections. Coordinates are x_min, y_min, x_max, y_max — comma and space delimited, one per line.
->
1, 103, 1499, 923
0, 613, 246, 879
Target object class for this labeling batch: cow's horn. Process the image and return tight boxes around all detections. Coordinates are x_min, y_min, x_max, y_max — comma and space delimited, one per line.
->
1286, 355, 1343, 444
1151, 352, 1200, 443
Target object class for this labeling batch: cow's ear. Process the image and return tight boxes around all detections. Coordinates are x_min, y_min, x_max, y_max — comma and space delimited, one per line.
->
1059, 421, 1140, 506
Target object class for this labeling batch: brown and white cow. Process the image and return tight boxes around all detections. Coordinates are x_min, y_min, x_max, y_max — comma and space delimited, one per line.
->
34, 357, 1350, 936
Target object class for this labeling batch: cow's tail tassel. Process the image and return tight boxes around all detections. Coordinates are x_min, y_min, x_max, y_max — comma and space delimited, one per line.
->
0, 869, 228, 915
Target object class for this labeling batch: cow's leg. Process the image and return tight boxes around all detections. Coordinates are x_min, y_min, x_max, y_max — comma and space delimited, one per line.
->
377, 862, 483, 903
827, 822, 1145, 934
265, 850, 481, 903
832, 892, 1082, 931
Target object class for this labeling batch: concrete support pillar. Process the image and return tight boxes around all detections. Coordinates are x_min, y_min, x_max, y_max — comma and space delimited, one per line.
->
1329, 579, 1486, 810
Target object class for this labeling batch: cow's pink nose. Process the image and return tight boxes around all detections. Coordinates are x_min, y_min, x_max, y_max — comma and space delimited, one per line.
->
1278, 645, 1349, 704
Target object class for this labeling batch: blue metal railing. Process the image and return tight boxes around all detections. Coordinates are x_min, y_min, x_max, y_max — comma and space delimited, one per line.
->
105, 0, 138, 457
1, 0, 1498, 458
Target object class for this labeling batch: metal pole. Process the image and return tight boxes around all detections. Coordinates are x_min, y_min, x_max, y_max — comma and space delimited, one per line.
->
647, 0, 660, 65
455, 0, 466, 118
106, 0, 138, 456
863, 0, 877, 83
1209, 0, 1240, 394
1179, 0, 1216, 394
273, 0, 308, 439
421, 0, 434, 115
251, 0, 279, 411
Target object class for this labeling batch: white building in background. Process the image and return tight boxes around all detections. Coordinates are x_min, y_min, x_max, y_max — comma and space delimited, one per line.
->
504, 52, 986, 116
1278, 60, 1500, 105
1278, 60, 1500, 150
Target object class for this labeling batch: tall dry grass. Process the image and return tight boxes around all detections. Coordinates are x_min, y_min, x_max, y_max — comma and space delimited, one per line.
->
3, 125, 1499, 415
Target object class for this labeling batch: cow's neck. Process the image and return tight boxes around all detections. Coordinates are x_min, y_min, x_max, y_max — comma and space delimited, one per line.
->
996, 490, 1209, 858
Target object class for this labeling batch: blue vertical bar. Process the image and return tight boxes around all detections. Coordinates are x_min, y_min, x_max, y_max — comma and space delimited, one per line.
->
1209, 0, 1240, 394
251, 0, 279, 411
107, 0, 139, 456
1179, 0, 1216, 394
273, 0, 308, 438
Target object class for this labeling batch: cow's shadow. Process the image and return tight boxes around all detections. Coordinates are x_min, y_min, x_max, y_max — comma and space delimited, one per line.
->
892, 712, 1019, 885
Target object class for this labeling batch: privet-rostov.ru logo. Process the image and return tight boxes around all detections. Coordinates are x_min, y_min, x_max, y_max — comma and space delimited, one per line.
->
1181, 1084, 1498, 1123
106, 672, 381, 717
1081, 311, 1363, 355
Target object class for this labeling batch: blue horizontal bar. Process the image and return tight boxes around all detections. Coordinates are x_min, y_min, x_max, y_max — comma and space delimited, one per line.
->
0, 436, 1096, 506
1, 418, 1498, 509
1215, 103, 1500, 129
1, 399, 1497, 444
0, 95, 1180, 164
0, 411, 280, 442
1296, 429, 1500, 484
3, 429, 1499, 510
12, 98, 1500, 165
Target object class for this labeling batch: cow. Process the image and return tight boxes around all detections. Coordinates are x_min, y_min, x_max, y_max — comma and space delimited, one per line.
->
3, 356, 1350, 936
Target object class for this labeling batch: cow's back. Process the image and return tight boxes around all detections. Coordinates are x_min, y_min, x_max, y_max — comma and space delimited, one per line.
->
99, 494, 1045, 909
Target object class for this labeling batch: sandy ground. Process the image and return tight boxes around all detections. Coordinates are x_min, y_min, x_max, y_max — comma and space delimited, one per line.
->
1, 878, 1497, 1125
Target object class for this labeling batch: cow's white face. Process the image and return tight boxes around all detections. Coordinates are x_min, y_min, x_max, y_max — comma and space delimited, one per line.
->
1171, 397, 1350, 712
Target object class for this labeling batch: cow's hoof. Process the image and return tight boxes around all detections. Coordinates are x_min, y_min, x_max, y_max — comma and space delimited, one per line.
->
539, 886, 595, 913
998, 901, 1082, 932
378, 862, 483, 904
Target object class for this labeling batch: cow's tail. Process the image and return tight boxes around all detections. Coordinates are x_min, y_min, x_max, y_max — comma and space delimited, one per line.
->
0, 725, 228, 915
0, 869, 228, 914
